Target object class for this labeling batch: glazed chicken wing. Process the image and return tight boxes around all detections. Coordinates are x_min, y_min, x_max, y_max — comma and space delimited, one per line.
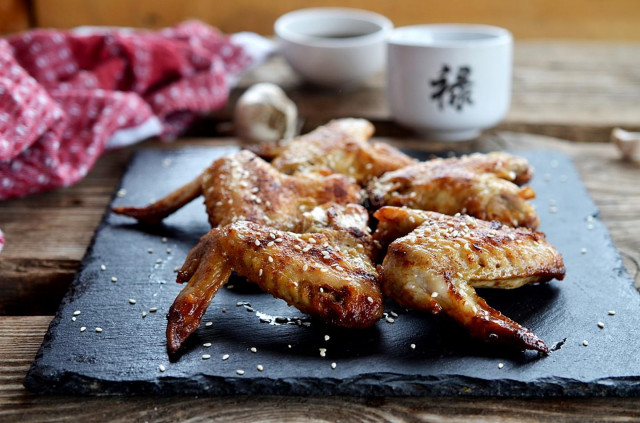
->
374, 206, 565, 353
113, 150, 362, 230
267, 118, 415, 184
167, 203, 382, 354
368, 152, 539, 229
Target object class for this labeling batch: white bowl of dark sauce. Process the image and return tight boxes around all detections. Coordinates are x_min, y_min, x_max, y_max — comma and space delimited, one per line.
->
275, 8, 393, 87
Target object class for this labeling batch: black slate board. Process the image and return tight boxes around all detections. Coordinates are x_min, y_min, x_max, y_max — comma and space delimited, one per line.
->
24, 147, 640, 396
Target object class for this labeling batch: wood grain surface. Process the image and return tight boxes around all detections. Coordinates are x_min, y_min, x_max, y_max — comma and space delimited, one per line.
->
1, 41, 640, 420
31, 0, 640, 40
0, 0, 29, 35
219, 42, 640, 143
3, 316, 640, 422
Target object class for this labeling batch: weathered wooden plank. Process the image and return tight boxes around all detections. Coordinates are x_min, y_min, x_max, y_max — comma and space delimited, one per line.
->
2, 317, 640, 422
221, 43, 640, 141
32, 0, 640, 40
0, 0, 29, 35
0, 133, 638, 316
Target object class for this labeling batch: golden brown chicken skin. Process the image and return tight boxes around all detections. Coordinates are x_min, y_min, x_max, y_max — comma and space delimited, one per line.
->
113, 150, 362, 230
368, 152, 539, 230
167, 203, 382, 354
374, 206, 565, 353
266, 118, 415, 184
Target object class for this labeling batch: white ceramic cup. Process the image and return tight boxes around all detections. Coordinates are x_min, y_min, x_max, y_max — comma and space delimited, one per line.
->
275, 8, 393, 87
387, 24, 513, 141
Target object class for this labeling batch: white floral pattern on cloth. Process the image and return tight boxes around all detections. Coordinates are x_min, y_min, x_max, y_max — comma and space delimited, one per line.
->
0, 21, 262, 200
0, 21, 274, 253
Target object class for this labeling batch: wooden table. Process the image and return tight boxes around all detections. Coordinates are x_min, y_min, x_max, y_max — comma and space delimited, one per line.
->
2, 41, 640, 422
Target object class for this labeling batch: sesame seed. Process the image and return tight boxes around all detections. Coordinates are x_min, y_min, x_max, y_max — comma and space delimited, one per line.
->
222, 354, 229, 360
166, 248, 171, 254
100, 264, 106, 271
156, 258, 163, 263
255, 240, 261, 246
597, 322, 605, 329
386, 317, 395, 324
226, 284, 234, 289
270, 233, 276, 240
275, 238, 283, 243
324, 335, 330, 341
147, 248, 153, 253
215, 201, 223, 207
608, 310, 616, 315
259, 268, 263, 276
288, 344, 292, 349
267, 241, 274, 247
320, 351, 326, 358
80, 326, 86, 332
498, 363, 504, 369
236, 302, 244, 307
583, 340, 589, 346
303, 264, 309, 271
73, 310, 81, 316
149, 307, 157, 312
431, 292, 439, 298
95, 327, 103, 333
331, 362, 337, 369
173, 266, 180, 272
236, 369, 245, 375
581, 248, 587, 254
390, 311, 398, 318
410, 343, 416, 349
294, 245, 302, 251
251, 187, 259, 193
111, 277, 117, 282
116, 188, 127, 197
246, 307, 254, 312
365, 163, 373, 170
159, 364, 166, 372
320, 268, 328, 273
319, 287, 324, 293
367, 296, 373, 303
268, 256, 273, 263
205, 321, 213, 327
257, 364, 264, 371
222, 308, 226, 312
161, 237, 168, 243
202, 354, 211, 360
308, 237, 316, 244
250, 347, 257, 353
129, 299, 136, 304
203, 343, 211, 347
303, 246, 312, 252
142, 312, 147, 318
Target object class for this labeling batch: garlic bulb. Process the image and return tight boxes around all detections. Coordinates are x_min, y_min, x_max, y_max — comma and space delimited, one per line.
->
234, 83, 298, 145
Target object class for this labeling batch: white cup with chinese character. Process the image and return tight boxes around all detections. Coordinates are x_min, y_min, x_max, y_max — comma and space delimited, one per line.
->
387, 24, 513, 141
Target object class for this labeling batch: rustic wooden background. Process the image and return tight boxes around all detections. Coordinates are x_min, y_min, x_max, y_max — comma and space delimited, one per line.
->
1, 0, 640, 39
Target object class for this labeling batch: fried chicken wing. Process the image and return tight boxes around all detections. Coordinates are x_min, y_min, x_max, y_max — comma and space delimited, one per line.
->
374, 206, 565, 353
368, 152, 539, 229
268, 118, 415, 184
113, 150, 362, 230
167, 203, 382, 354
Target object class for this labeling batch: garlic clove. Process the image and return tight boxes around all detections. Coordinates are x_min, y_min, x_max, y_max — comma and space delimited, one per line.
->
234, 83, 298, 145
611, 127, 640, 161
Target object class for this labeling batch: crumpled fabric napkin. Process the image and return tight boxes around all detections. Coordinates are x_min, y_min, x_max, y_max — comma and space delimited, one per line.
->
0, 21, 274, 253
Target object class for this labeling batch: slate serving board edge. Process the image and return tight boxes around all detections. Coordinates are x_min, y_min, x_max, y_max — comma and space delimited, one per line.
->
23, 147, 640, 397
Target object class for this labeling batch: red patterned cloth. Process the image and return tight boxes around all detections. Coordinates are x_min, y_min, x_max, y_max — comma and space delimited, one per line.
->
0, 22, 273, 252
0, 21, 267, 200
